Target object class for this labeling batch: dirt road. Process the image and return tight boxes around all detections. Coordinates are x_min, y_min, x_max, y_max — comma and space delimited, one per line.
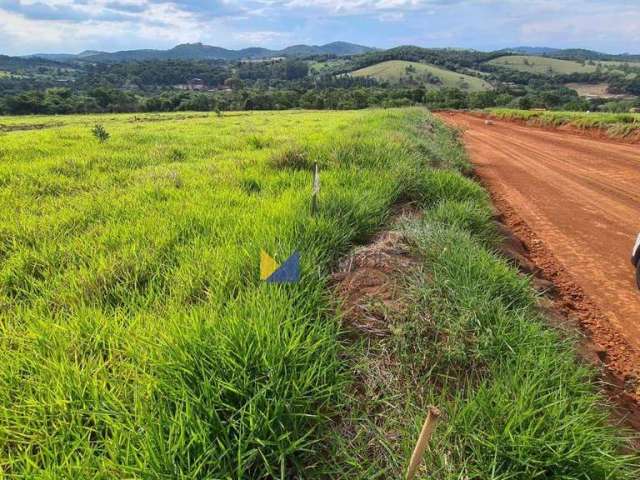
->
437, 112, 640, 388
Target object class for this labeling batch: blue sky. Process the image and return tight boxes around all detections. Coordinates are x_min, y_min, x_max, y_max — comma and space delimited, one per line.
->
0, 0, 638, 56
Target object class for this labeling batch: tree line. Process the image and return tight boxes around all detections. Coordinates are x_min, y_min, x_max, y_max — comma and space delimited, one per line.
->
1, 53, 638, 116
4, 82, 629, 116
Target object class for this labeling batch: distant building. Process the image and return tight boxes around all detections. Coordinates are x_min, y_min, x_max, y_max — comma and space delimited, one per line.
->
175, 78, 207, 91
187, 78, 206, 91
240, 57, 285, 64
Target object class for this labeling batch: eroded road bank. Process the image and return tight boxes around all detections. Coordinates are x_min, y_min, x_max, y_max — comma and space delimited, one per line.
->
436, 111, 640, 398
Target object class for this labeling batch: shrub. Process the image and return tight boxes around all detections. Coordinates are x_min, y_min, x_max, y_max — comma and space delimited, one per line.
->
91, 124, 110, 143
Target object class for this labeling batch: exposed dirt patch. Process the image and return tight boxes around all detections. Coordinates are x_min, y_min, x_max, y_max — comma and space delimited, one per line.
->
329, 207, 426, 467
332, 209, 421, 337
564, 82, 630, 99
128, 113, 211, 123
0, 122, 63, 133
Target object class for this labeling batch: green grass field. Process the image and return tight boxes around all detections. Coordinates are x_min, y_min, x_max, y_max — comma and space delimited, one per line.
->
0, 108, 638, 478
0, 108, 446, 478
350, 60, 493, 92
487, 108, 640, 137
488, 55, 640, 78
308, 58, 351, 74
597, 59, 640, 68
488, 55, 599, 74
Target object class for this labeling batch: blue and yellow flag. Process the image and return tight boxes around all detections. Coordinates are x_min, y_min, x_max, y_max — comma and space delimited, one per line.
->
260, 250, 300, 283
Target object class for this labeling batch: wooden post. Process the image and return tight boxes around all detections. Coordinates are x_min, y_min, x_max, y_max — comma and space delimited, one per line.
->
311, 162, 319, 216
406, 406, 441, 480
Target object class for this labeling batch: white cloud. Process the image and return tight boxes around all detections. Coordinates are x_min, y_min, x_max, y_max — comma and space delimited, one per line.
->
378, 11, 404, 21
1, 0, 639, 54
233, 29, 294, 44
518, 5, 640, 49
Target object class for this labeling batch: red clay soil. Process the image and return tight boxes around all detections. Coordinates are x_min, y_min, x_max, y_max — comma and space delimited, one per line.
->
436, 111, 640, 403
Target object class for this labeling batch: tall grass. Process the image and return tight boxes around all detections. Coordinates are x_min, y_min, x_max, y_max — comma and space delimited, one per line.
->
408, 219, 638, 478
487, 108, 640, 138
0, 108, 440, 477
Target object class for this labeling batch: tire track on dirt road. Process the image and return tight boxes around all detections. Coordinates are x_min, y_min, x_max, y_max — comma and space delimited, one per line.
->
436, 111, 640, 401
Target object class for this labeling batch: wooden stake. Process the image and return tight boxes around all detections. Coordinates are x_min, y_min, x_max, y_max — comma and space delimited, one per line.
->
310, 162, 319, 216
406, 406, 441, 480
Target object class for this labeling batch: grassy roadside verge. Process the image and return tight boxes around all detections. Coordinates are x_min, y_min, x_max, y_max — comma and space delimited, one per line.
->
485, 108, 640, 138
326, 115, 640, 478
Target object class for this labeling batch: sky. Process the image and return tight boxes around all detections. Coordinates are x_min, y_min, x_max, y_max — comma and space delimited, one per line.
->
0, 0, 639, 56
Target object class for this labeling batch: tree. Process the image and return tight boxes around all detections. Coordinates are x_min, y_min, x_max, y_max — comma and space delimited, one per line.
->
224, 77, 244, 90
284, 60, 309, 80
178, 93, 211, 111
4, 91, 45, 114
469, 91, 497, 109
518, 96, 532, 110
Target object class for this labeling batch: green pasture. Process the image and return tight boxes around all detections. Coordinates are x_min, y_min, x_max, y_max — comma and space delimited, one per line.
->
350, 60, 492, 92
0, 108, 637, 478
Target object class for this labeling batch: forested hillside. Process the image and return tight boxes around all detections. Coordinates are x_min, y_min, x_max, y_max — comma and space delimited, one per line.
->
1, 43, 639, 115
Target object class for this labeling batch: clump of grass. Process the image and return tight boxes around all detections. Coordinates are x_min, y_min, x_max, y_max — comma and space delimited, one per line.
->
239, 177, 261, 194
418, 168, 489, 207
608, 122, 640, 138
428, 198, 497, 246
49, 159, 87, 179
246, 134, 271, 150
268, 144, 313, 170
169, 148, 186, 162
167, 170, 183, 188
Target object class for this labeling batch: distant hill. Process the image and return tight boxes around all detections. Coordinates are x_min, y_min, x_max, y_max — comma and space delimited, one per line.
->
487, 54, 640, 76
344, 46, 501, 73
24, 50, 105, 62
350, 60, 492, 92
28, 42, 375, 63
280, 42, 374, 57
502, 47, 564, 56
20, 43, 640, 66
502, 47, 640, 62
0, 54, 66, 71
487, 55, 599, 75
26, 53, 75, 62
